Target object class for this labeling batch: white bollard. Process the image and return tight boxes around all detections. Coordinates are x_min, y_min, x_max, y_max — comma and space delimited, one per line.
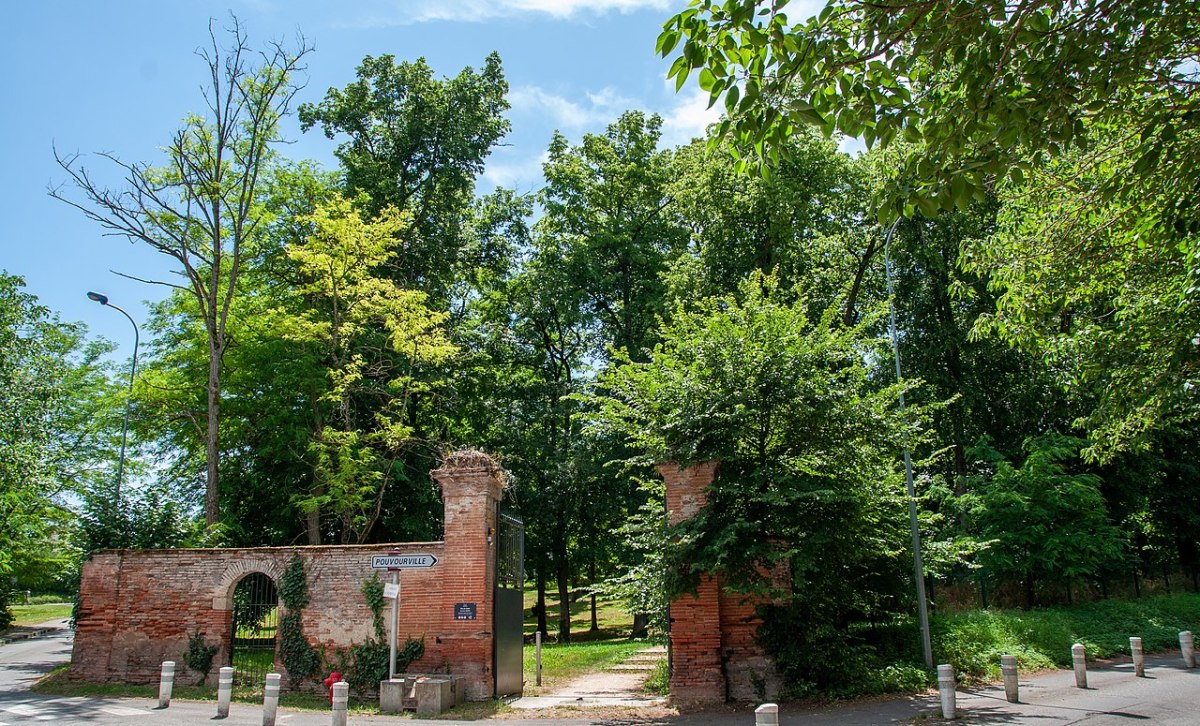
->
216, 666, 233, 717
1130, 637, 1145, 677
937, 664, 957, 720
535, 631, 543, 686
158, 661, 175, 708
1181, 631, 1195, 668
262, 672, 281, 726
331, 680, 349, 726
1000, 654, 1019, 703
754, 702, 779, 726
1072, 644, 1087, 688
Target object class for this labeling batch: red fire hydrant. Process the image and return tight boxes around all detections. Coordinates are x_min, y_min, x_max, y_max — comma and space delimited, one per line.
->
323, 671, 343, 703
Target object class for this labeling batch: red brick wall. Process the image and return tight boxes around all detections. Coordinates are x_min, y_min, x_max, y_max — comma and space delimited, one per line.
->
660, 460, 781, 703
71, 450, 506, 700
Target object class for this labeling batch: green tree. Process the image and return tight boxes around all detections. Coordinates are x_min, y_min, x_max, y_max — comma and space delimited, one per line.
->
665, 130, 864, 315
53, 18, 312, 524
661, 0, 1198, 217
968, 129, 1200, 459
277, 194, 457, 544
660, 0, 1200, 457
299, 52, 511, 303
594, 272, 923, 594
592, 271, 931, 690
541, 111, 688, 360
0, 273, 118, 624
963, 434, 1126, 607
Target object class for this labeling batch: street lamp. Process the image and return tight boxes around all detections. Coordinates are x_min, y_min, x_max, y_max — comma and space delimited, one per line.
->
882, 221, 934, 671
87, 291, 140, 532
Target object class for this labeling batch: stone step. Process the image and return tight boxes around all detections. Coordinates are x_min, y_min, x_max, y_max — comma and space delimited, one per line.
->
609, 664, 658, 672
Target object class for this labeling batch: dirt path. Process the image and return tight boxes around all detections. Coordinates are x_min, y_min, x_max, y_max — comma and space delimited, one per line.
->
510, 645, 668, 709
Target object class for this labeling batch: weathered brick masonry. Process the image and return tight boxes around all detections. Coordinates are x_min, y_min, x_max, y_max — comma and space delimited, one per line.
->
71, 451, 505, 700
661, 461, 781, 703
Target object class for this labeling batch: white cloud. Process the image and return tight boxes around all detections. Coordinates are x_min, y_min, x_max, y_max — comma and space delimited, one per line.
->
658, 86, 722, 146
507, 84, 637, 131
482, 150, 549, 190
344, 0, 672, 26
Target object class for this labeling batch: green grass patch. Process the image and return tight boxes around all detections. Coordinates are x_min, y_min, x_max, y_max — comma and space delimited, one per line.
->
521, 638, 648, 695
8, 602, 72, 627
522, 591, 633, 639
643, 658, 668, 695
933, 592, 1200, 681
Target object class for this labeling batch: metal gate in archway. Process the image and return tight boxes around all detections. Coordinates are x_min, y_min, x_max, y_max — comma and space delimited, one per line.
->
493, 511, 524, 697
230, 572, 279, 692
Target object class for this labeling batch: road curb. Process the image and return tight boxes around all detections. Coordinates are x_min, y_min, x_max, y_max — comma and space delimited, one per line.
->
0, 626, 59, 646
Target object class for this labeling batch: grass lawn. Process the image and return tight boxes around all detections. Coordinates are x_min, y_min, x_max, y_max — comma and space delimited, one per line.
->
518, 590, 659, 695
7, 602, 72, 628
522, 590, 635, 640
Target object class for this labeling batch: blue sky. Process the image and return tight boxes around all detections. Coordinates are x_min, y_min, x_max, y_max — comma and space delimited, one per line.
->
2, 0, 742, 354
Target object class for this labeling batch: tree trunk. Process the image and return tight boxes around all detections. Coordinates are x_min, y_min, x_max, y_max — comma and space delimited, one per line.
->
205, 337, 222, 525
1024, 575, 1035, 609
306, 506, 321, 545
589, 559, 599, 633
557, 550, 571, 644
631, 613, 649, 639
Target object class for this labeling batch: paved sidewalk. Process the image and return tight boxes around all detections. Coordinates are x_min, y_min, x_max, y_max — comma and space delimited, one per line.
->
2, 623, 1197, 725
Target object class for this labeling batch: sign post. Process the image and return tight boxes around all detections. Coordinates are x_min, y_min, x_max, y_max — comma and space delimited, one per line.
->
389, 569, 401, 679
371, 553, 439, 680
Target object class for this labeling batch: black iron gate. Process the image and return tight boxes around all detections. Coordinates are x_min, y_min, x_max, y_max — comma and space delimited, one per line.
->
494, 510, 524, 697
230, 572, 279, 692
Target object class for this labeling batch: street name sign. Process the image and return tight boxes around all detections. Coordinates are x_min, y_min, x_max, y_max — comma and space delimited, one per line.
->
371, 553, 438, 570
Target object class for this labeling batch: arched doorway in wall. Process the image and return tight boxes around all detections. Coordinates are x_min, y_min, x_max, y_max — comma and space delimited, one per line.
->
230, 572, 279, 691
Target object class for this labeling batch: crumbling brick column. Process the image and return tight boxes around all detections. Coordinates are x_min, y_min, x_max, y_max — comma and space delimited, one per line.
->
430, 449, 506, 700
660, 460, 725, 703
661, 460, 780, 702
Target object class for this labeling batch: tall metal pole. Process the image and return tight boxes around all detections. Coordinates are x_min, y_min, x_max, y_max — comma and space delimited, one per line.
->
87, 292, 139, 543
881, 222, 934, 670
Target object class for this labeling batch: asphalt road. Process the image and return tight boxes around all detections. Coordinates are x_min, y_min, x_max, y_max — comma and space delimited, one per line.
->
0, 624, 1196, 725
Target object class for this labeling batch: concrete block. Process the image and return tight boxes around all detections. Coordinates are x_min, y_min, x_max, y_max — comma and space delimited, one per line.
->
414, 677, 453, 715
379, 679, 405, 714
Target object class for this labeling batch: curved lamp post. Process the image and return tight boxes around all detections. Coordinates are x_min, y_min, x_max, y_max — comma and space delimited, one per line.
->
882, 221, 934, 671
87, 291, 139, 528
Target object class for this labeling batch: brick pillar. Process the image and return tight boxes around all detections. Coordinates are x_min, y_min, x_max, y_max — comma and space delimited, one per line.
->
660, 460, 725, 703
70, 551, 122, 682
432, 450, 505, 700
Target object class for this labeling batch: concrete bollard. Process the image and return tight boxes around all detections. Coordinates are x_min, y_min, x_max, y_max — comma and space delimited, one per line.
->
331, 681, 349, 726
263, 673, 281, 726
216, 666, 233, 717
1181, 631, 1195, 668
1072, 644, 1087, 688
535, 631, 543, 686
1130, 637, 1145, 677
937, 664, 957, 720
754, 702, 779, 726
1000, 654, 1019, 703
158, 661, 175, 708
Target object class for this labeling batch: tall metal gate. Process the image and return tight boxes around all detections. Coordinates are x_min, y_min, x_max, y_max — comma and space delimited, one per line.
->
494, 511, 524, 697
230, 572, 279, 692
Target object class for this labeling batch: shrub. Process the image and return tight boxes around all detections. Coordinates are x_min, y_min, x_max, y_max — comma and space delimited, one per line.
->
184, 630, 219, 682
